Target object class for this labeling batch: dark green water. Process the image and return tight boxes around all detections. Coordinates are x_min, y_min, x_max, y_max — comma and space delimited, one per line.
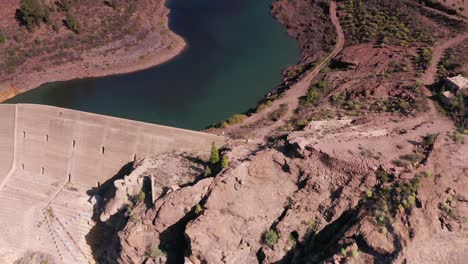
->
7, 0, 299, 130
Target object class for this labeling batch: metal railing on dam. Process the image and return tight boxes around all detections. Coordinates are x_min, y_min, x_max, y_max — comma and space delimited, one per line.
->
0, 104, 225, 187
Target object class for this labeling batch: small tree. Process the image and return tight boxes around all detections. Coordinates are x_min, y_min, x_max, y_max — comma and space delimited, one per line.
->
209, 142, 219, 164
221, 155, 229, 168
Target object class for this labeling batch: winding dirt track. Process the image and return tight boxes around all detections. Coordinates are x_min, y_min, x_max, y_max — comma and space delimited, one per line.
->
417, 32, 468, 121
421, 34, 468, 86
225, 1, 345, 139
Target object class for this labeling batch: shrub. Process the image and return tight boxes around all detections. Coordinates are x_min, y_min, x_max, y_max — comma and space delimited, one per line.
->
194, 204, 203, 215
256, 100, 273, 113
138, 191, 146, 202
209, 142, 220, 164
58, 0, 71, 12
376, 167, 390, 182
221, 155, 229, 168
19, 0, 50, 31
316, 80, 328, 90
449, 131, 464, 144
423, 133, 437, 146
65, 13, 80, 34
263, 230, 278, 247
268, 103, 288, 121
204, 166, 212, 177
301, 89, 320, 105
424, 170, 433, 177
227, 114, 247, 125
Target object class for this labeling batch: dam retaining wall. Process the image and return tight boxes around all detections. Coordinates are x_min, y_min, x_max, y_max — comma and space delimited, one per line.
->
0, 105, 15, 187
1, 104, 225, 187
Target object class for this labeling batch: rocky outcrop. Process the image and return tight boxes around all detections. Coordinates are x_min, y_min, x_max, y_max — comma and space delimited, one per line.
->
100, 158, 153, 222
118, 178, 212, 264
99, 152, 206, 222
185, 151, 298, 263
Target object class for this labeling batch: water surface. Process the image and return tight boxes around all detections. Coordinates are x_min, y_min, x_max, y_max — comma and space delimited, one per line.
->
7, 0, 299, 130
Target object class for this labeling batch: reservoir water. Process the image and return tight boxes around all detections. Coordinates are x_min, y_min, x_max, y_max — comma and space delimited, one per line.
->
7, 0, 299, 130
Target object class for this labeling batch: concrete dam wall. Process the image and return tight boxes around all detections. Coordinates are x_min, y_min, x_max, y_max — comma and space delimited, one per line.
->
0, 104, 225, 262
1, 104, 225, 187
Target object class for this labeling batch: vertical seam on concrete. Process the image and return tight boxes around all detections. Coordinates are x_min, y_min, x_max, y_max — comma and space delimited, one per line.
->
0, 104, 18, 190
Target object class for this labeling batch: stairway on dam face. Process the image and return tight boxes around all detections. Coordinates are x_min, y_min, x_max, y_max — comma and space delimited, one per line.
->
0, 104, 225, 263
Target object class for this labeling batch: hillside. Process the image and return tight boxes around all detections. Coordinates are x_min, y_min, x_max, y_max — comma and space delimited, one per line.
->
0, 0, 185, 101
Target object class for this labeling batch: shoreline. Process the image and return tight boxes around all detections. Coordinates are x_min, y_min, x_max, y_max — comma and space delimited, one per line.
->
0, 0, 187, 102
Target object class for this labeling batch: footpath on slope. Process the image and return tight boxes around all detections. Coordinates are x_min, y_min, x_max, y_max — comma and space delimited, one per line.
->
222, 0, 344, 140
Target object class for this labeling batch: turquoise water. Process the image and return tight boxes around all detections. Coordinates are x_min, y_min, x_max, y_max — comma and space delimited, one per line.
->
7, 0, 299, 130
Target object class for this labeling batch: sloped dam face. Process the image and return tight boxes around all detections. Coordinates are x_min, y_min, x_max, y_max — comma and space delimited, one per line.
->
0, 104, 224, 263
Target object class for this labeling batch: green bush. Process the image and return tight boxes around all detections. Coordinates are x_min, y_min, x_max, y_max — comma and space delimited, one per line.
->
221, 155, 229, 168
194, 204, 203, 215
204, 166, 212, 177
301, 89, 320, 105
375, 167, 390, 182
263, 229, 278, 247
209, 142, 220, 164
268, 104, 289, 121
65, 13, 80, 34
138, 191, 146, 202
58, 0, 71, 12
423, 133, 437, 146
316, 80, 328, 90
227, 114, 247, 125
19, 0, 50, 31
